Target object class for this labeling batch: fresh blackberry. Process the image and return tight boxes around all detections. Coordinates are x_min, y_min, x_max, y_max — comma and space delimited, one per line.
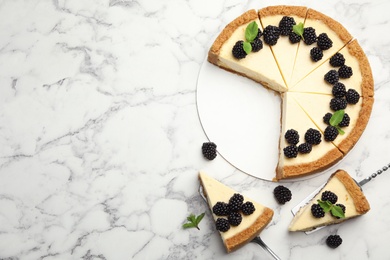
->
241, 201, 255, 215
345, 89, 360, 104
216, 218, 230, 232
273, 185, 292, 204
338, 113, 350, 127
310, 47, 323, 62
228, 211, 242, 226
255, 28, 263, 39
317, 33, 333, 50
324, 126, 339, 141
283, 145, 298, 158
329, 52, 345, 67
232, 40, 247, 59
302, 27, 317, 45
311, 204, 325, 218
202, 142, 217, 160
321, 190, 338, 204
284, 129, 300, 145
326, 235, 343, 248
263, 25, 280, 46
298, 143, 312, 154
279, 16, 296, 36
228, 193, 244, 212
289, 31, 301, 44
212, 201, 230, 216
323, 112, 333, 125
338, 65, 353, 78
251, 38, 263, 52
324, 70, 339, 85
305, 128, 322, 145
331, 203, 346, 219
332, 82, 346, 98
330, 97, 347, 111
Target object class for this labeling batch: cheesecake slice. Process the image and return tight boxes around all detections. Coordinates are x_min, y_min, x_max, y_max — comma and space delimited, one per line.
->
208, 9, 287, 92
289, 169, 370, 231
199, 171, 274, 252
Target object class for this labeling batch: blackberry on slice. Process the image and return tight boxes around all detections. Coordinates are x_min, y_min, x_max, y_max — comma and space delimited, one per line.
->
263, 25, 280, 46
317, 33, 333, 50
279, 16, 296, 36
289, 31, 301, 44
310, 47, 323, 62
329, 52, 345, 67
273, 185, 292, 204
232, 40, 247, 59
251, 38, 263, 52
326, 235, 343, 248
311, 204, 325, 218
202, 142, 217, 160
302, 27, 317, 45
332, 82, 346, 98
331, 203, 346, 219
339, 113, 350, 127
345, 89, 360, 104
305, 128, 322, 145
241, 201, 256, 215
330, 97, 347, 111
323, 112, 333, 125
338, 65, 353, 78
284, 129, 300, 145
324, 70, 339, 85
255, 28, 263, 39
228, 211, 242, 226
321, 190, 338, 204
283, 145, 298, 158
212, 201, 230, 216
228, 193, 244, 212
298, 143, 312, 154
324, 126, 339, 141
216, 218, 230, 232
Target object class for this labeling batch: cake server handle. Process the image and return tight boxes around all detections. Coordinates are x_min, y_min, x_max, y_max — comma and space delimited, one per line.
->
357, 163, 390, 187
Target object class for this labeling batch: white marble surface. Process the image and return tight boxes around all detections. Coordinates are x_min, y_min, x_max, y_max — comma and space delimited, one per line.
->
1, 0, 390, 259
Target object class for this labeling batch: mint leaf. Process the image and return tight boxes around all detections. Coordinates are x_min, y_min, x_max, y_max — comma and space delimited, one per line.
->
245, 21, 258, 43
293, 22, 304, 39
317, 200, 332, 212
330, 110, 345, 126
335, 125, 345, 135
331, 205, 345, 218
243, 41, 252, 55
195, 213, 205, 225
182, 223, 196, 229
183, 212, 205, 230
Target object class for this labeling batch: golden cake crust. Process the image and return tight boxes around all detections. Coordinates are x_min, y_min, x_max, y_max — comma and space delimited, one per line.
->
258, 5, 307, 18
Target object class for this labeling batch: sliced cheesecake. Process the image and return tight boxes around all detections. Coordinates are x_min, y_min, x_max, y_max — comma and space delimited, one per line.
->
199, 171, 274, 252
289, 169, 370, 231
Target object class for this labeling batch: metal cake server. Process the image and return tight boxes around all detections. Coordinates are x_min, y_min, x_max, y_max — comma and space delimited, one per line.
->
199, 185, 281, 260
291, 163, 390, 234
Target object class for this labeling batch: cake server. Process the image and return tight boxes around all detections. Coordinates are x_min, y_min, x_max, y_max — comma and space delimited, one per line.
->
199, 185, 281, 260
291, 163, 390, 234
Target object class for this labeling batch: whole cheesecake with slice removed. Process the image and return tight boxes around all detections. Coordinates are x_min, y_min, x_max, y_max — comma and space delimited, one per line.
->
199, 171, 274, 252
289, 169, 370, 232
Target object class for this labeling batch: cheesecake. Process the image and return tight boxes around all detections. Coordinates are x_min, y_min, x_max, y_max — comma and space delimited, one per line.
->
199, 171, 274, 252
289, 169, 370, 231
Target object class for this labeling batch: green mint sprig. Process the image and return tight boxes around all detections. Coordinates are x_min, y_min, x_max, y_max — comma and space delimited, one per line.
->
329, 110, 345, 135
182, 212, 205, 230
293, 22, 304, 40
242, 21, 259, 55
317, 200, 345, 219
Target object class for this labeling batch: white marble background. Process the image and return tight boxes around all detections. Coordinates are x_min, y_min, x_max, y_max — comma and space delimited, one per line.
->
0, 0, 390, 259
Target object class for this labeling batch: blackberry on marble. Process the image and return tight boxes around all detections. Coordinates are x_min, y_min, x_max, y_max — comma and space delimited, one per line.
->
310, 47, 323, 62
285, 129, 300, 145
263, 25, 280, 46
228, 211, 242, 226
232, 40, 247, 59
317, 33, 333, 50
329, 52, 345, 67
324, 70, 339, 85
298, 143, 312, 154
212, 202, 230, 216
273, 185, 292, 204
332, 82, 346, 98
283, 145, 298, 158
241, 201, 255, 215
279, 16, 296, 36
305, 128, 322, 145
338, 65, 353, 78
326, 235, 343, 248
345, 89, 360, 104
330, 97, 347, 111
202, 142, 217, 160
289, 31, 301, 44
216, 218, 230, 232
302, 27, 317, 45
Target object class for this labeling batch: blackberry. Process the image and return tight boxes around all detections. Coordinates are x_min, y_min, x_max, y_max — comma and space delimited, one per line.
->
326, 235, 343, 248
298, 143, 312, 154
311, 204, 325, 218
263, 25, 280, 46
202, 142, 217, 160
324, 70, 339, 85
330, 97, 347, 111
321, 190, 338, 204
324, 126, 339, 141
241, 201, 255, 215
329, 52, 345, 67
310, 47, 323, 62
345, 89, 360, 104
228, 211, 242, 226
338, 113, 350, 127
284, 129, 300, 145
305, 128, 322, 145
255, 28, 263, 39
317, 33, 333, 50
302, 27, 317, 45
228, 193, 244, 212
338, 65, 353, 78
289, 31, 301, 44
332, 82, 346, 98
279, 16, 296, 36
215, 218, 230, 232
232, 40, 247, 59
212, 201, 230, 216
283, 145, 298, 158
331, 203, 346, 219
323, 112, 333, 125
251, 38, 263, 52
273, 185, 292, 204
